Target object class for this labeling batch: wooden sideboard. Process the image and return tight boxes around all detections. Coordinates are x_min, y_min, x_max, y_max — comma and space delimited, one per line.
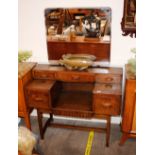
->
18, 62, 36, 129
47, 36, 110, 60
25, 63, 123, 146
120, 70, 136, 145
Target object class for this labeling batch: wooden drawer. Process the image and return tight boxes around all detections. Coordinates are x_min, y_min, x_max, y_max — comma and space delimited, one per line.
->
26, 91, 51, 109
95, 74, 122, 83
56, 72, 94, 82
25, 80, 56, 110
33, 70, 55, 80
93, 94, 121, 115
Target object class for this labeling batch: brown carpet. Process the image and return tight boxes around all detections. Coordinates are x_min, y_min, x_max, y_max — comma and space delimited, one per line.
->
19, 116, 136, 155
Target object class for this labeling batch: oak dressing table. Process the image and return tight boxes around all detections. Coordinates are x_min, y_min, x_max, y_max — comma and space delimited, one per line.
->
25, 63, 123, 146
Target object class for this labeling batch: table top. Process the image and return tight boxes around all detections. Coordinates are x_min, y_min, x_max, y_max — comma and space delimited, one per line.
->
34, 62, 123, 75
18, 62, 36, 79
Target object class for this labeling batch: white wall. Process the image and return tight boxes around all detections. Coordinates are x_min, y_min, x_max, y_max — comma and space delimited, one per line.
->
18, 0, 136, 124
18, 0, 136, 66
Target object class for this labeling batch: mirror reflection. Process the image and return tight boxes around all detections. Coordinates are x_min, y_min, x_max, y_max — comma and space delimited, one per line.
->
45, 8, 111, 39
45, 8, 111, 61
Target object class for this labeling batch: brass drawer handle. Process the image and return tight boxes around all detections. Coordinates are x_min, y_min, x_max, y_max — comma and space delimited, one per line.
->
41, 74, 48, 78
102, 103, 112, 108
34, 97, 44, 102
105, 84, 112, 89
72, 75, 80, 80
41, 73, 54, 78
106, 77, 113, 81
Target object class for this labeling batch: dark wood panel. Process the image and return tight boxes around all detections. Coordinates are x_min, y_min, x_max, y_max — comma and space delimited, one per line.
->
62, 82, 94, 92
53, 91, 92, 111
47, 41, 110, 60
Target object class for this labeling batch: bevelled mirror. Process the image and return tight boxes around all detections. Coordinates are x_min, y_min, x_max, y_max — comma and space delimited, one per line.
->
44, 8, 111, 61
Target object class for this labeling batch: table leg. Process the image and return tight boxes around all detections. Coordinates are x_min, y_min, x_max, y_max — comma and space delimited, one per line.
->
37, 110, 44, 139
119, 133, 129, 146
24, 112, 31, 130
106, 116, 111, 147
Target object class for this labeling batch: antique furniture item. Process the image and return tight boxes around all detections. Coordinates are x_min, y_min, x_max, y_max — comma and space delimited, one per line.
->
25, 63, 123, 146
18, 62, 36, 129
120, 67, 136, 145
121, 0, 136, 37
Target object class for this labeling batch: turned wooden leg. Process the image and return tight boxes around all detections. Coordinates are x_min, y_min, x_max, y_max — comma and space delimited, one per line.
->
119, 133, 129, 146
37, 110, 44, 139
106, 116, 111, 147
24, 112, 31, 130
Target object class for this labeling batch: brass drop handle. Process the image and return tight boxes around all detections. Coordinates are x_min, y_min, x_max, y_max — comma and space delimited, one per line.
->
35, 97, 44, 102
41, 74, 47, 78
106, 77, 113, 81
72, 75, 80, 80
102, 103, 112, 108
105, 84, 112, 89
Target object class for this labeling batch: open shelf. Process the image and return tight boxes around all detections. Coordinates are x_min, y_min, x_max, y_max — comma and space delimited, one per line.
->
52, 90, 93, 118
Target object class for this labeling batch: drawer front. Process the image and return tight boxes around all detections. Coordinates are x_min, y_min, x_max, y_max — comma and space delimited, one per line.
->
93, 94, 121, 115
95, 74, 122, 83
33, 71, 55, 80
26, 91, 51, 109
56, 72, 94, 82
